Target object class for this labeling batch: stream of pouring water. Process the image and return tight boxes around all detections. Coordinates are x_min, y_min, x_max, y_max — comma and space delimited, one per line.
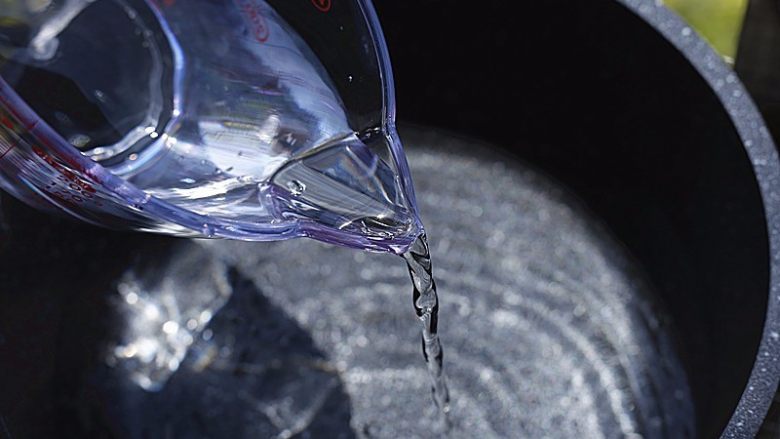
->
402, 233, 451, 426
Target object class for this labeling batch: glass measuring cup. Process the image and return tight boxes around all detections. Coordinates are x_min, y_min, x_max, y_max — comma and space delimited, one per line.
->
0, 0, 420, 253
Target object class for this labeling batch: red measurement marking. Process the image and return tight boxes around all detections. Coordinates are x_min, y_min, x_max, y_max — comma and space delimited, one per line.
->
0, 144, 14, 160
238, 0, 270, 42
0, 116, 13, 130
0, 116, 16, 159
32, 146, 97, 197
0, 95, 36, 131
311, 0, 331, 12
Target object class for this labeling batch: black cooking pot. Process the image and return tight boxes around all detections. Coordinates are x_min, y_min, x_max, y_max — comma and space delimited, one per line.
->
0, 1, 777, 438
373, 1, 780, 437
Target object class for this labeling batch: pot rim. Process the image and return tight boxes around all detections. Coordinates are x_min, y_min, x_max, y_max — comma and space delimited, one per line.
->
617, 1, 780, 437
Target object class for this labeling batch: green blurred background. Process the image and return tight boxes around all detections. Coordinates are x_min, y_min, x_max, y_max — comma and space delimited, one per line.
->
665, 0, 748, 62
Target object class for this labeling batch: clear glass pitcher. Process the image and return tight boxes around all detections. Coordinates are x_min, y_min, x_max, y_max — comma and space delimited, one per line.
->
0, 0, 420, 253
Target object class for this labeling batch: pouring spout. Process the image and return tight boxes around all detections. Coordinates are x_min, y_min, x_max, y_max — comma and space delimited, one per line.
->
267, 131, 422, 253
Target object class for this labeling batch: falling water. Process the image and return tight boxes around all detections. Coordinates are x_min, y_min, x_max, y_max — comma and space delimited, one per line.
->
402, 233, 451, 427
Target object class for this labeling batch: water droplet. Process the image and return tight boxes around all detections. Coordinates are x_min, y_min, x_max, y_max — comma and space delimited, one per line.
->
30, 36, 59, 61
69, 134, 91, 148
286, 180, 305, 195
162, 321, 179, 335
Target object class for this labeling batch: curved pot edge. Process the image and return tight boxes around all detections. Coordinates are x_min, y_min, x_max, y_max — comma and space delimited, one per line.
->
616, 1, 780, 437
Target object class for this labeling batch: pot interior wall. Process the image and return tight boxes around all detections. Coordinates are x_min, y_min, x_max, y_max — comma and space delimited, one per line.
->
374, 1, 771, 437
